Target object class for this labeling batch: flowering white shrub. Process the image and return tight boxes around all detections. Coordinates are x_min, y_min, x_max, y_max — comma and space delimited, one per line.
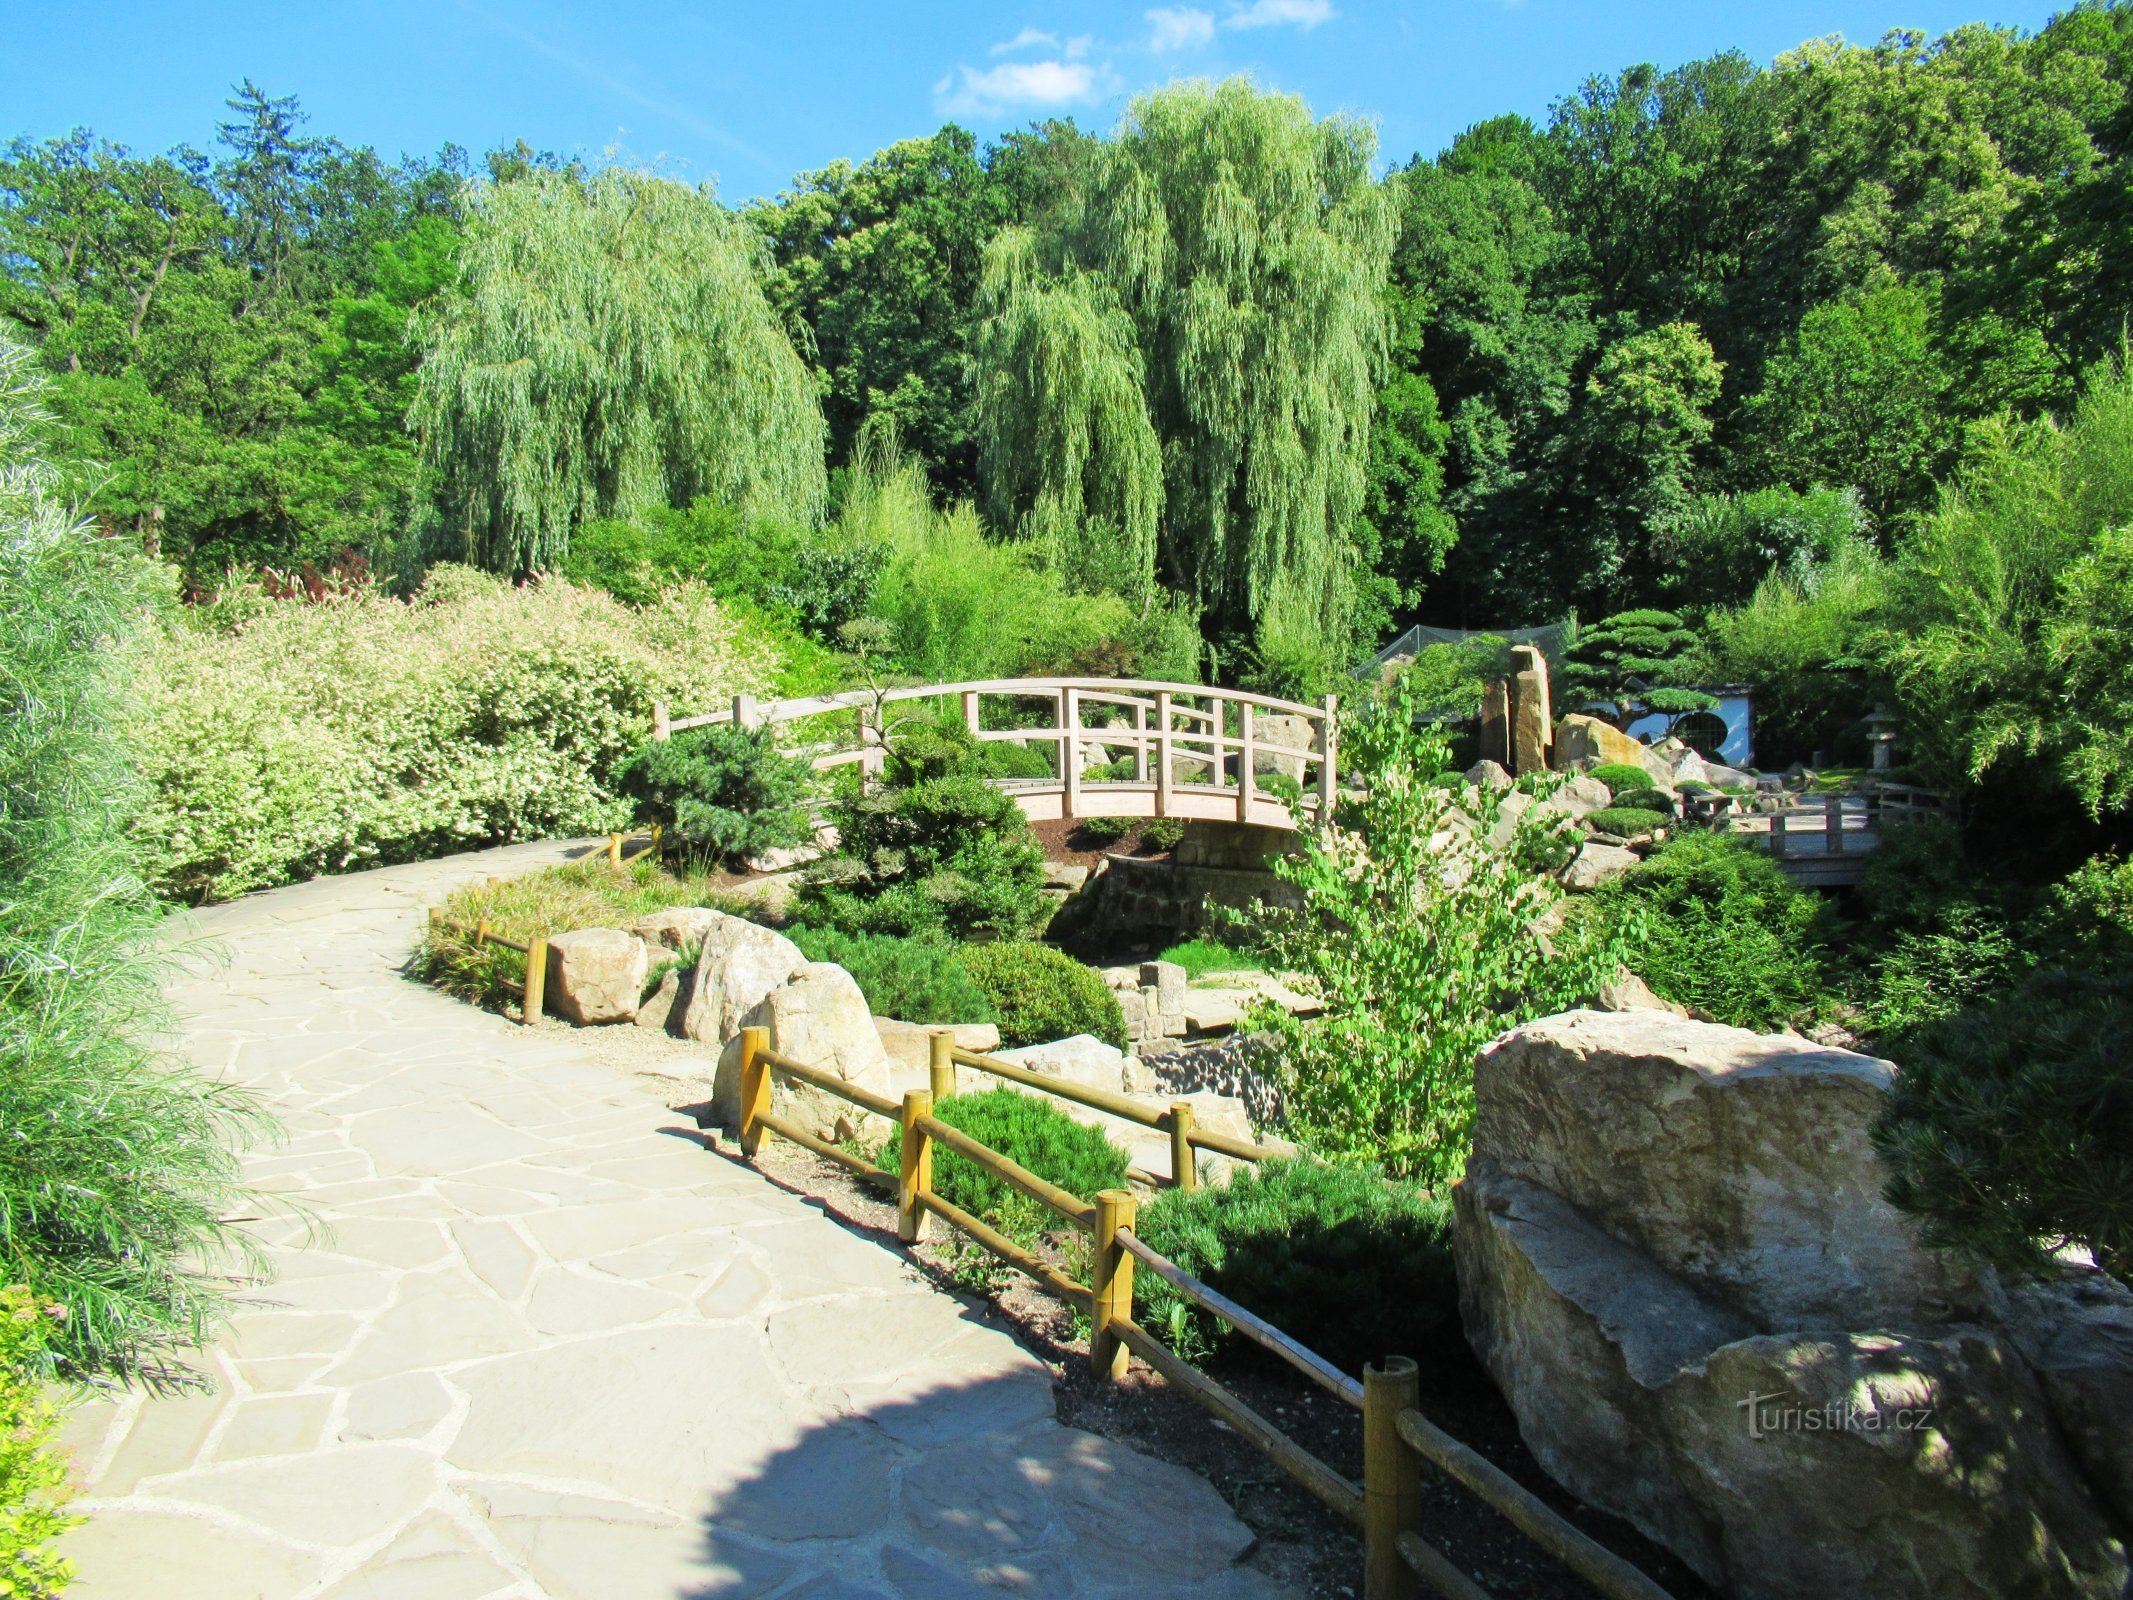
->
126, 566, 783, 902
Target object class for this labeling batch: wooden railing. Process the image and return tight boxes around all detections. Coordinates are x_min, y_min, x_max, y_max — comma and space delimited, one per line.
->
728, 1026, 1676, 1600
655, 677, 1338, 828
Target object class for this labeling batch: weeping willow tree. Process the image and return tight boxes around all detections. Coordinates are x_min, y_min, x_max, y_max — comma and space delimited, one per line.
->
974, 79, 1394, 668
412, 168, 826, 574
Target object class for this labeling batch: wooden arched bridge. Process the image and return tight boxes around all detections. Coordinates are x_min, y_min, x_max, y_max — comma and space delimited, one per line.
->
652, 678, 1338, 830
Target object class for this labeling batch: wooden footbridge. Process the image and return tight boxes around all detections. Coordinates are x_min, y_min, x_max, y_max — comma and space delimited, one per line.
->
653, 677, 1337, 830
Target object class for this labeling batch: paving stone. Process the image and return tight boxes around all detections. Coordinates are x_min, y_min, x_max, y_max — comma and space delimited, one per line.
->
59, 1506, 321, 1599
140, 1442, 435, 1546
518, 1196, 753, 1263
92, 1389, 228, 1493
231, 1355, 335, 1394
214, 1392, 333, 1460
695, 1259, 775, 1320
448, 1325, 800, 1512
524, 1268, 681, 1335
312, 1511, 518, 1600
448, 1219, 538, 1301
461, 1479, 795, 1600
341, 1372, 455, 1444
326, 1269, 535, 1383
227, 1311, 362, 1361
766, 1295, 991, 1386
314, 1217, 455, 1270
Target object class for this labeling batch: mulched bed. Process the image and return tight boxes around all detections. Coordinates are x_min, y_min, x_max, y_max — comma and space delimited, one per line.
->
735, 1138, 1715, 1600
1027, 815, 1176, 872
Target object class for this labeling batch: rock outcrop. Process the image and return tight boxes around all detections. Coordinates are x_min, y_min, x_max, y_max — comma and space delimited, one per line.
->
543, 929, 648, 1025
1455, 1008, 2131, 1600
679, 912, 808, 1045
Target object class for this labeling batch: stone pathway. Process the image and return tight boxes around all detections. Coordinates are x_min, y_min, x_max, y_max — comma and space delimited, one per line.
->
58, 841, 1283, 1599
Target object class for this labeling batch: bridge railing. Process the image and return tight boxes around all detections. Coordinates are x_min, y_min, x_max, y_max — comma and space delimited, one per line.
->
653, 677, 1338, 826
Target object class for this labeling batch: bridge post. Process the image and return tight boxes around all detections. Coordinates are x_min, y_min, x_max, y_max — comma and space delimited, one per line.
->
1156, 691, 1174, 817
1237, 701, 1256, 822
1133, 700, 1148, 784
652, 701, 671, 743
1320, 694, 1338, 816
732, 693, 757, 731
962, 688, 980, 737
1063, 686, 1082, 819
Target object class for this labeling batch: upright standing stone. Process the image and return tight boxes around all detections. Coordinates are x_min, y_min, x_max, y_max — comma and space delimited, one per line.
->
1479, 677, 1510, 768
1508, 645, 1553, 776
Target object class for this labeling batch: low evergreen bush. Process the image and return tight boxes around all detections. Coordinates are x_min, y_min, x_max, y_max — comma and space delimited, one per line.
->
1585, 805, 1670, 837
1134, 1158, 1460, 1374
1076, 816, 1133, 844
1140, 818, 1185, 852
1608, 787, 1677, 816
875, 1087, 1130, 1239
799, 773, 1052, 940
615, 723, 813, 865
1589, 761, 1656, 796
960, 942, 1127, 1048
1588, 832, 1831, 1031
785, 925, 998, 1024
1873, 966, 2131, 1286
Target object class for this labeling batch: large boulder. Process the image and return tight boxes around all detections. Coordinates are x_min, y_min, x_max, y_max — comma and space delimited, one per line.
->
543, 929, 648, 1025
1456, 1163, 2127, 1600
713, 962, 894, 1142
1508, 645, 1552, 776
1562, 841, 1639, 891
994, 1035, 1129, 1096
631, 907, 728, 955
1553, 712, 1648, 772
2000, 1274, 2133, 1529
1474, 1010, 1978, 1328
679, 912, 808, 1046
1455, 1010, 2131, 1600
1252, 713, 1316, 782
874, 1018, 1004, 1085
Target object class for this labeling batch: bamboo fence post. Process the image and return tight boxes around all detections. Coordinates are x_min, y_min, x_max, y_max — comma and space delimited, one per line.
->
1063, 686, 1082, 819
1319, 693, 1338, 816
1237, 701, 1256, 820
1090, 1190, 1136, 1382
474, 918, 491, 947
1155, 690, 1175, 816
1168, 1101, 1197, 1193
1364, 1356, 1423, 1600
737, 1026, 772, 1159
607, 833, 622, 867
651, 822, 663, 862
928, 1030, 956, 1104
898, 1089, 934, 1244
522, 936, 548, 1025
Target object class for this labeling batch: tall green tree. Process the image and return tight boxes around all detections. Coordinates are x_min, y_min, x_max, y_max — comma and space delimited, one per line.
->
411, 168, 826, 574
974, 79, 1394, 665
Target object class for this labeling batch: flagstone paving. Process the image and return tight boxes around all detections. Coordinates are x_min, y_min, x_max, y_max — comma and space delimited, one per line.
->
57, 840, 1283, 1599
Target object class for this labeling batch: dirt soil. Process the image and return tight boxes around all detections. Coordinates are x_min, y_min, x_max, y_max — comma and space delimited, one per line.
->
1028, 815, 1176, 871
735, 1140, 1717, 1600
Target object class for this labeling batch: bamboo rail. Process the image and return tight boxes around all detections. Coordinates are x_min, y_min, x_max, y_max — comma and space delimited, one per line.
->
1394, 1408, 1675, 1600
725, 1026, 1670, 1600
427, 909, 548, 1026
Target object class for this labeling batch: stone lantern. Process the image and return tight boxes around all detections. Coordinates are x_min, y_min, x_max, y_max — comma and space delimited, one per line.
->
1865, 704, 1898, 771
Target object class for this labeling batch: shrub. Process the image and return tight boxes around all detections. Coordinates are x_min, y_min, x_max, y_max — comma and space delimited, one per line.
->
1076, 816, 1133, 844
960, 943, 1127, 1049
1134, 1159, 1459, 1374
0, 1290, 80, 1595
1246, 677, 1629, 1181
1862, 903, 2027, 1039
1873, 965, 2131, 1286
1157, 938, 1263, 980
786, 925, 998, 1024
1588, 762, 1654, 796
2028, 853, 2133, 972
128, 567, 786, 902
1141, 818, 1185, 852
417, 858, 752, 1011
615, 723, 814, 865
1588, 832, 1832, 1032
1608, 787, 1677, 816
799, 773, 1051, 940
875, 1087, 1130, 1238
1, 336, 265, 1375
1585, 806, 1670, 838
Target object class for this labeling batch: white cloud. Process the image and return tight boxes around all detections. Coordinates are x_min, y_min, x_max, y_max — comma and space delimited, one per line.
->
1223, 0, 1335, 29
1146, 6, 1216, 50
990, 27, 1060, 54
938, 57, 1112, 116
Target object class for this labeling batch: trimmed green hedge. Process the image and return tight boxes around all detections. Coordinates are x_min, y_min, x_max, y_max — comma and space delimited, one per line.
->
1589, 761, 1655, 796
875, 1088, 1129, 1237
960, 942, 1128, 1048
1586, 805, 1670, 837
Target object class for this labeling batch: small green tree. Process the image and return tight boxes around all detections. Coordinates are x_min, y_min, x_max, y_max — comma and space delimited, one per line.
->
615, 724, 814, 866
1873, 965, 2131, 1286
1561, 608, 1716, 732
1245, 677, 1632, 1181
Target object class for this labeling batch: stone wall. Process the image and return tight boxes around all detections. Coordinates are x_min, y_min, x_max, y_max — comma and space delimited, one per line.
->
1054, 852, 1302, 946
1098, 959, 1189, 1046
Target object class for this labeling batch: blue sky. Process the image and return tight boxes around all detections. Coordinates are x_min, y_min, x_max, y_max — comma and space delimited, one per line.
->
12, 1, 2061, 201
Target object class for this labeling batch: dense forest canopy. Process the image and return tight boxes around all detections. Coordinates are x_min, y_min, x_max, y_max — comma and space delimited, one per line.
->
5, 8, 2133, 694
